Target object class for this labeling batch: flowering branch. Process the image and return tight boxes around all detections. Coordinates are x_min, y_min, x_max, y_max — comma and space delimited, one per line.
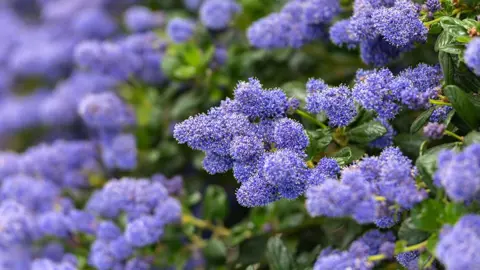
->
367, 240, 428, 262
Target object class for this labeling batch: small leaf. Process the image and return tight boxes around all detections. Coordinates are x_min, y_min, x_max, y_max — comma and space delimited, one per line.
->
464, 131, 480, 145
204, 239, 227, 264
456, 36, 472, 43
174, 66, 197, 80
331, 147, 352, 166
265, 236, 296, 270
307, 129, 332, 157
411, 199, 443, 232
444, 85, 480, 129
426, 233, 439, 254
398, 218, 430, 245
203, 185, 228, 221
439, 51, 455, 85
410, 108, 435, 134
347, 120, 387, 144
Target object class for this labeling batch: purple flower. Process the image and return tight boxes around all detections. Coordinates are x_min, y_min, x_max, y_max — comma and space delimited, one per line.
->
124, 6, 164, 33
423, 122, 445, 140
199, 0, 240, 30
436, 215, 480, 270
434, 144, 480, 201
167, 18, 196, 43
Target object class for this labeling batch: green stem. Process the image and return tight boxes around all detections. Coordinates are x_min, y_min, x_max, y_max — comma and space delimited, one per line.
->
295, 109, 328, 129
367, 240, 428, 262
424, 17, 442, 26
444, 130, 464, 142
429, 99, 452, 106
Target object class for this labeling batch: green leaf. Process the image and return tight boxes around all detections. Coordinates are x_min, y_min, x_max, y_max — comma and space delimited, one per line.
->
398, 218, 430, 245
454, 63, 480, 93
439, 51, 455, 85
434, 31, 455, 52
174, 66, 197, 80
440, 45, 463, 55
443, 203, 467, 225
410, 108, 435, 134
394, 133, 425, 159
456, 36, 472, 43
347, 120, 387, 144
181, 44, 204, 68
265, 236, 296, 270
426, 233, 439, 254
204, 239, 227, 264
464, 131, 480, 145
411, 199, 443, 232
331, 147, 352, 166
443, 85, 480, 129
237, 235, 269, 265
203, 185, 228, 221
307, 129, 332, 157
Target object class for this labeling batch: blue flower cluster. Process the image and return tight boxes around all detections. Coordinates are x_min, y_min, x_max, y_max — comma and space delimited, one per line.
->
199, 0, 240, 31
423, 122, 445, 140
247, 0, 340, 48
175, 78, 325, 206
314, 230, 396, 270
307, 147, 427, 228
86, 178, 181, 270
124, 6, 165, 33
465, 38, 480, 76
436, 215, 480, 270
352, 64, 442, 119
75, 31, 166, 84
330, 0, 427, 66
305, 79, 357, 127
434, 144, 480, 202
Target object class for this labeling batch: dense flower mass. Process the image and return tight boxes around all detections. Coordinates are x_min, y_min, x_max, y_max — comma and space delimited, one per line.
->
175, 78, 317, 206
307, 147, 427, 227
352, 64, 442, 119
331, 0, 427, 66
1, 0, 480, 269
314, 230, 396, 270
247, 0, 340, 48
87, 178, 181, 269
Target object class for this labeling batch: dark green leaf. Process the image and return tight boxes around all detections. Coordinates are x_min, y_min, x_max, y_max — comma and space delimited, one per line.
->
439, 51, 455, 85
307, 129, 332, 157
203, 185, 228, 221
454, 63, 480, 93
464, 131, 480, 145
265, 236, 296, 270
394, 133, 425, 160
440, 45, 463, 55
398, 218, 430, 245
411, 199, 443, 232
410, 108, 435, 134
347, 120, 387, 144
237, 235, 269, 265
444, 85, 480, 129
331, 147, 352, 166
434, 31, 455, 52
204, 239, 227, 264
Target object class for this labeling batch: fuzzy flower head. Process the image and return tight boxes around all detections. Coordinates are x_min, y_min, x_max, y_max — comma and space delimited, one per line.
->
465, 38, 480, 76
423, 122, 445, 140
124, 6, 164, 33
78, 92, 136, 131
436, 215, 480, 270
167, 18, 196, 43
434, 144, 480, 202
353, 68, 400, 119
199, 0, 240, 30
